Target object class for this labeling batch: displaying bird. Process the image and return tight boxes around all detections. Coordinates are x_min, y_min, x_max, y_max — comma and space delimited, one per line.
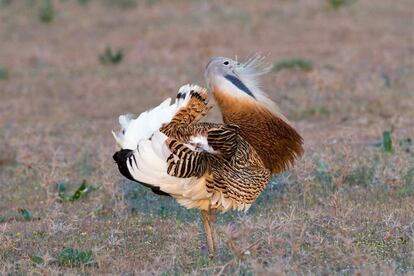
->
112, 55, 304, 257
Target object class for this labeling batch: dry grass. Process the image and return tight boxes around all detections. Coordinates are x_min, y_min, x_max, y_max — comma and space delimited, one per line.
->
0, 0, 413, 274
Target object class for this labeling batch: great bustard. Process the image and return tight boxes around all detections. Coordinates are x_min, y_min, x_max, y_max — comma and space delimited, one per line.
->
112, 55, 304, 257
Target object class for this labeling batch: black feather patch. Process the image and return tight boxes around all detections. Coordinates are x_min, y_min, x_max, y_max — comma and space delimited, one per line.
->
176, 92, 186, 99
113, 150, 171, 197
224, 74, 255, 98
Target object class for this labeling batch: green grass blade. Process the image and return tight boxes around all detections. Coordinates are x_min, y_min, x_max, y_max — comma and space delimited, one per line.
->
69, 180, 93, 202
383, 131, 393, 153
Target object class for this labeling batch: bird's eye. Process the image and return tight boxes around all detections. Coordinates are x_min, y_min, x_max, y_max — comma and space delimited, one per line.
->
223, 61, 229, 65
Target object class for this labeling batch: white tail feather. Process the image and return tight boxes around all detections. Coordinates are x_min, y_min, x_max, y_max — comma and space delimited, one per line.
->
112, 98, 177, 150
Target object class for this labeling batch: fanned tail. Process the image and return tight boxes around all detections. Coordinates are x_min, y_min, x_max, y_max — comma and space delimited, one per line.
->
112, 84, 211, 209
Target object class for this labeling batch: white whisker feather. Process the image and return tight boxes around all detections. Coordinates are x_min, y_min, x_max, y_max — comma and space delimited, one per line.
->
234, 54, 289, 122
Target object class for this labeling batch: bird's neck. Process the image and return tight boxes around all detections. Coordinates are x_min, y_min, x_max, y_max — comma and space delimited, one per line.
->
213, 88, 304, 174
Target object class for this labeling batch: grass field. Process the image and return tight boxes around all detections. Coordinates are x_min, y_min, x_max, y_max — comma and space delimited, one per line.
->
0, 0, 413, 274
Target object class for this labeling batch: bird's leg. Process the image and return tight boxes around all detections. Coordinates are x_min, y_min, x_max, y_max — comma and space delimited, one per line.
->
201, 209, 215, 258
208, 208, 218, 254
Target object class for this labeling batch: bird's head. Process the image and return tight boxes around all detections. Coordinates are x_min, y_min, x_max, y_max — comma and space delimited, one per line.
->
205, 54, 281, 116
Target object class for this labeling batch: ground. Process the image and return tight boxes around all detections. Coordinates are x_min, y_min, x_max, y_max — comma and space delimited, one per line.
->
0, 0, 413, 274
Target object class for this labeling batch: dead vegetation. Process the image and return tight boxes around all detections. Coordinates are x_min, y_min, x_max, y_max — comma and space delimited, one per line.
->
0, 0, 413, 274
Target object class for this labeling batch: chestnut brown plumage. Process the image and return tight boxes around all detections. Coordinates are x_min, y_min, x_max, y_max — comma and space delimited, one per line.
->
213, 88, 304, 174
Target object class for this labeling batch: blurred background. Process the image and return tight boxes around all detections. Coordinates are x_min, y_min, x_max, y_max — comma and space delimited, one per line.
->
0, 0, 413, 274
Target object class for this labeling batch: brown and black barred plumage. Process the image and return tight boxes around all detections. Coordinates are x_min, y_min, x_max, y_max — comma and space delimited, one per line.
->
113, 55, 304, 257
160, 86, 271, 211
